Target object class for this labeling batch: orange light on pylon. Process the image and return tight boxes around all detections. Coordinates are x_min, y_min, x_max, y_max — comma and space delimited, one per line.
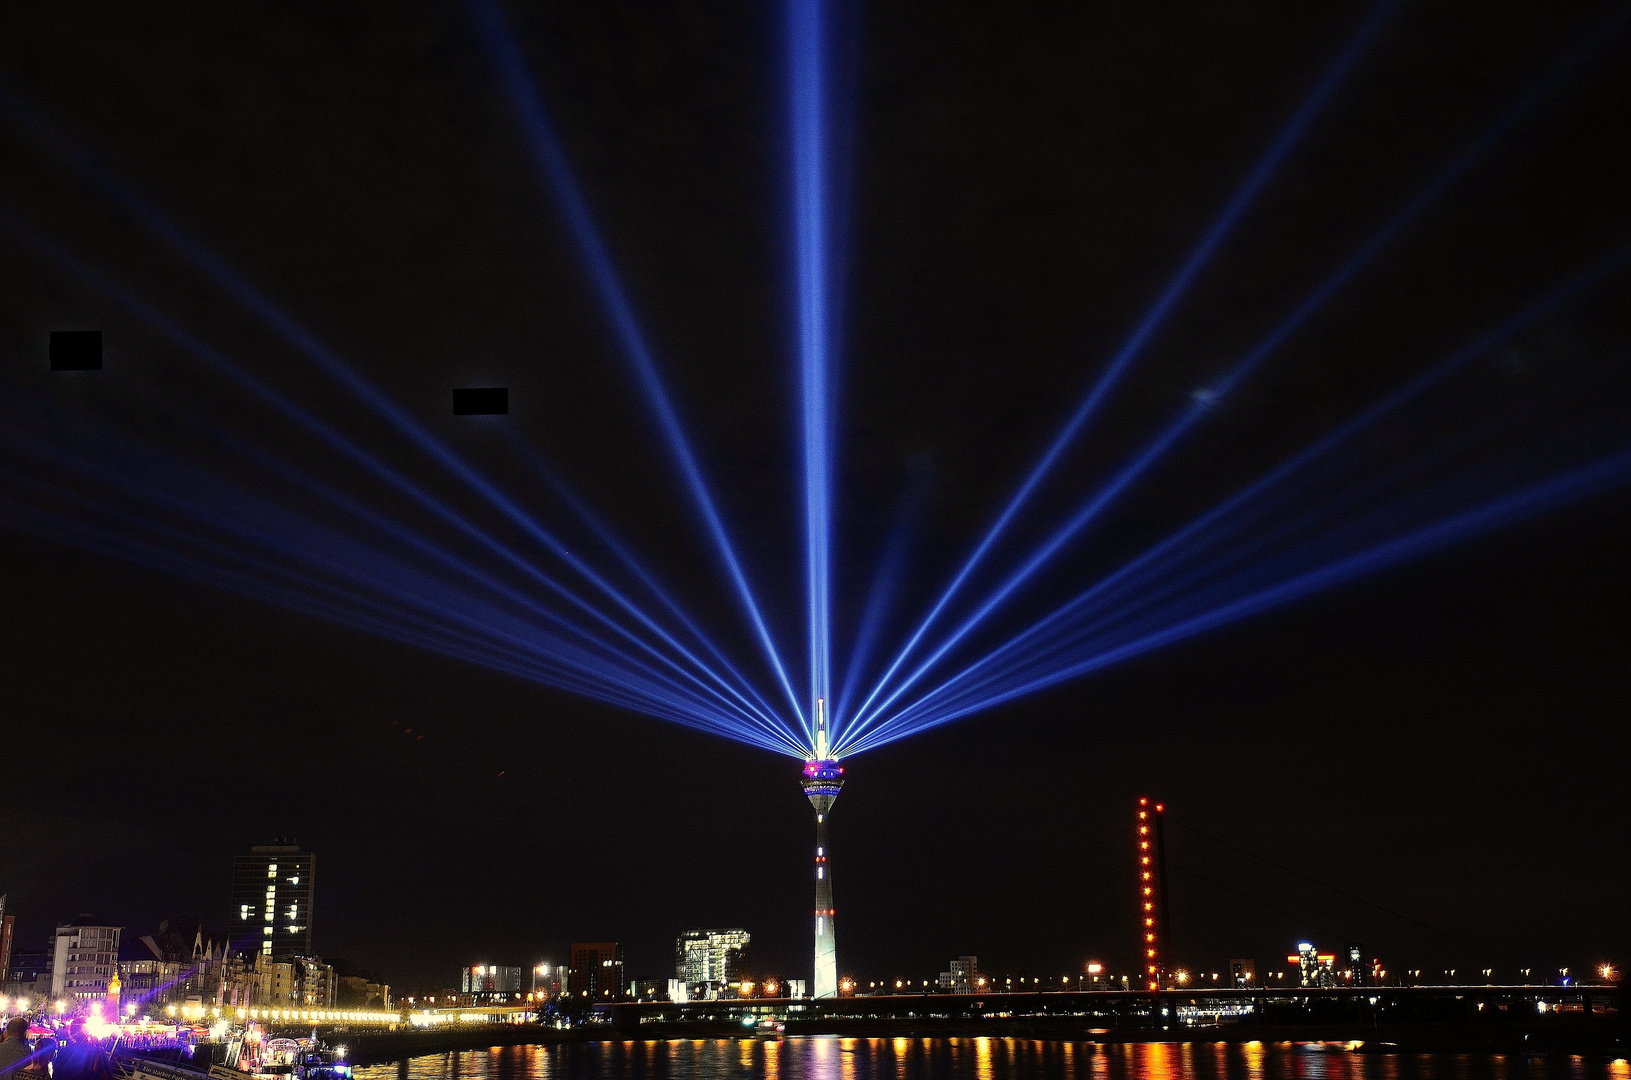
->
1137, 797, 1169, 991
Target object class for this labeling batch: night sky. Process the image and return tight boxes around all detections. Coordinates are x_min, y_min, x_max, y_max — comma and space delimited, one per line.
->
1, 0, 1628, 991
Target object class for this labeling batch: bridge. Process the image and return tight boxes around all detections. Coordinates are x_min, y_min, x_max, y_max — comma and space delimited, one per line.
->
598, 984, 1626, 1050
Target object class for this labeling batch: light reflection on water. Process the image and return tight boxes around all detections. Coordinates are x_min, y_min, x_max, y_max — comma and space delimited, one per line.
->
353, 1040, 1631, 1080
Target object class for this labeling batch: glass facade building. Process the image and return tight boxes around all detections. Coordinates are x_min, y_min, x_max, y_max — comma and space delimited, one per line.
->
674, 929, 750, 995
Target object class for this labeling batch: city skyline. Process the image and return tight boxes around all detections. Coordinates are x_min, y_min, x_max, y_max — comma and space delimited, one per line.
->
0, 0, 1627, 994
2, 789, 1620, 998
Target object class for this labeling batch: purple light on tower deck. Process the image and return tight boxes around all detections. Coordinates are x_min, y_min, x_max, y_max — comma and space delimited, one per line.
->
801, 758, 843, 785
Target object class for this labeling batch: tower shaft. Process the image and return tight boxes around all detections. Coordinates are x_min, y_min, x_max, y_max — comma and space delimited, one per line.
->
812, 806, 836, 998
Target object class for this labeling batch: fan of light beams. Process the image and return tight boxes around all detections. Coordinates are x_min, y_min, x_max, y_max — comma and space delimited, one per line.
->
2, 0, 1630, 761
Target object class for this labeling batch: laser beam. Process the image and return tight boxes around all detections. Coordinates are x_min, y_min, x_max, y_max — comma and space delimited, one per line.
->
465, 0, 808, 734
838, 0, 1401, 747
844, 4, 1631, 743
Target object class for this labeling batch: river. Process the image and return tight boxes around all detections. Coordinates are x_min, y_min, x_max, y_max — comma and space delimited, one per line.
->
353, 1038, 1631, 1080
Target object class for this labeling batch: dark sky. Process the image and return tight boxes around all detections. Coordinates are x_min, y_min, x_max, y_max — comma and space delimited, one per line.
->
0, 0, 1628, 991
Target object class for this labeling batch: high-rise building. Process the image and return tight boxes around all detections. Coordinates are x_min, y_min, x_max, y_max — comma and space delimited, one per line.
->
1346, 943, 1366, 985
51, 916, 121, 999
567, 943, 624, 999
232, 839, 316, 958
1291, 942, 1337, 987
801, 698, 843, 999
675, 929, 750, 996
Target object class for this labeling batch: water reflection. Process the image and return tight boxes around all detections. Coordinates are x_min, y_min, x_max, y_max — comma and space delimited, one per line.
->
353, 1040, 1630, 1080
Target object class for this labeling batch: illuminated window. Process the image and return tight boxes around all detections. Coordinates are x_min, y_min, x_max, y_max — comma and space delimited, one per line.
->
268, 864, 278, 875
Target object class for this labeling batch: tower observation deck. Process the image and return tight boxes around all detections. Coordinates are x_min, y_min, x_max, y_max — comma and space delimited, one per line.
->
801, 698, 843, 999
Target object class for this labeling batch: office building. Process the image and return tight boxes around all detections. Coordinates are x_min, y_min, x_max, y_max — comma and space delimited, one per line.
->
568, 942, 624, 999
675, 929, 750, 996
232, 839, 316, 958
531, 963, 560, 996
629, 979, 664, 1001
51, 916, 122, 999
937, 956, 980, 993
1292, 942, 1337, 988
462, 964, 524, 998
1346, 943, 1366, 985
1228, 958, 1257, 987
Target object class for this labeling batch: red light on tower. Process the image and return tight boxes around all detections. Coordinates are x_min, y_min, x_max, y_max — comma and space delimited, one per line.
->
1136, 798, 1172, 990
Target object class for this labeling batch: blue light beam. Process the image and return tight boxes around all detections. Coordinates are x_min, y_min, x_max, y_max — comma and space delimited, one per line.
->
0, 91, 804, 748
0, 206, 802, 750
837, 0, 1401, 748
465, 0, 808, 734
844, 4, 1631, 742
0, 423, 798, 750
851, 446, 1631, 753
789, 0, 839, 740
842, 241, 1631, 751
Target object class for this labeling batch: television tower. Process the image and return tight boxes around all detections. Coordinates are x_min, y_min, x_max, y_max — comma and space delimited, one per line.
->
801, 697, 843, 998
